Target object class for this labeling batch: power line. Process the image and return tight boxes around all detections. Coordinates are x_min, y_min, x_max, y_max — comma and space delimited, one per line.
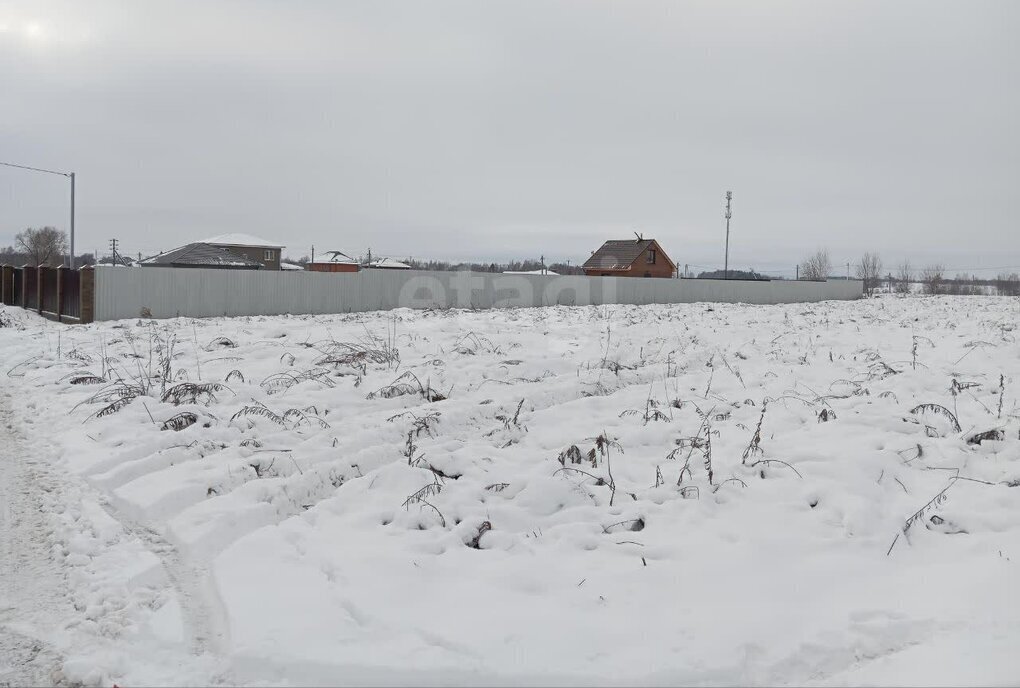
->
1, 160, 77, 269
0, 160, 72, 177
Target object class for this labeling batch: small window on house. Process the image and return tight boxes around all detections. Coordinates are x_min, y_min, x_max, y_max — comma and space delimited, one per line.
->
647, 249, 656, 264
264, 250, 275, 261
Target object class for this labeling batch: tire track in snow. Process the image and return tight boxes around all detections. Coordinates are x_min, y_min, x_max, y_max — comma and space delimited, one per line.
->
96, 506, 232, 660
0, 390, 67, 687
758, 611, 934, 685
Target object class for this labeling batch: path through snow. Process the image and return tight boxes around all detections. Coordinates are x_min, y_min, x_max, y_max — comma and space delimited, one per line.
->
101, 509, 231, 659
1, 325, 228, 686
0, 388, 68, 687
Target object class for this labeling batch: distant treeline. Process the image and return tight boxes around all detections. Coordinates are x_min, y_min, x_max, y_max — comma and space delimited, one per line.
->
882, 273, 1020, 296
0, 246, 96, 267
694, 269, 769, 280
403, 257, 586, 275
289, 254, 586, 275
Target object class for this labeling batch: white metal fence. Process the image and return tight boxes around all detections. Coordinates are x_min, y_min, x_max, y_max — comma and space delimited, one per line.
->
93, 267, 863, 321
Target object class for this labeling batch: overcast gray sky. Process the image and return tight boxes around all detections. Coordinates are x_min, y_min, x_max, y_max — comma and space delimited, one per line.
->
2, 0, 1018, 276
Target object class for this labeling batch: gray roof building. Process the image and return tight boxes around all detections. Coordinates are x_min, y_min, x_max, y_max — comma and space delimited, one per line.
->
139, 243, 263, 269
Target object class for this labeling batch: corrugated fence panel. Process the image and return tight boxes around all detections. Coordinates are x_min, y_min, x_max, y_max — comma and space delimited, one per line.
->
93, 267, 863, 322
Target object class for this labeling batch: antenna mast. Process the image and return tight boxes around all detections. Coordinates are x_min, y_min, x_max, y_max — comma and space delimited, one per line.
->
724, 191, 733, 280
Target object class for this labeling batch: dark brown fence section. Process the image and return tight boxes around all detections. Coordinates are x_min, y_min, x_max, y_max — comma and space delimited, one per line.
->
23, 266, 38, 310
0, 265, 14, 305
0, 264, 92, 323
12, 267, 22, 306
41, 267, 59, 314
62, 269, 81, 320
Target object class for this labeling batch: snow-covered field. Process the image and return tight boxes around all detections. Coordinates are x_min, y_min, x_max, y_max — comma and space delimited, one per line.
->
1, 297, 1018, 686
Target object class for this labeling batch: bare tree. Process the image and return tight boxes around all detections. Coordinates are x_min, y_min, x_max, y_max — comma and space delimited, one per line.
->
855, 252, 883, 296
996, 272, 1020, 297
895, 260, 913, 294
947, 273, 975, 296
920, 263, 946, 295
16, 227, 68, 266
800, 249, 831, 281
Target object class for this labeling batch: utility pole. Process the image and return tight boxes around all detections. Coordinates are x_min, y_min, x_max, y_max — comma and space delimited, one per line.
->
109, 238, 119, 265
311, 245, 315, 264
541, 254, 545, 275
724, 191, 733, 280
847, 261, 850, 281
796, 264, 799, 280
0, 161, 77, 268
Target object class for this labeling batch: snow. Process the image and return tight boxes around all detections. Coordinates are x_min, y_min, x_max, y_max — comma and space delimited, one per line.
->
366, 258, 411, 269
1, 392, 69, 685
200, 233, 285, 248
280, 262, 304, 271
503, 269, 560, 275
316, 251, 359, 264
0, 295, 1018, 686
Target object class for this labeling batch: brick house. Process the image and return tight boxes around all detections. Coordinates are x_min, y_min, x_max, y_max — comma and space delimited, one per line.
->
306, 261, 360, 273
307, 250, 361, 273
200, 233, 286, 270
582, 238, 676, 278
138, 243, 264, 270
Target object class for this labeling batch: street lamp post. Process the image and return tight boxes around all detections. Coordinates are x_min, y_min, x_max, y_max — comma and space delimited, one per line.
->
70, 172, 76, 269
0, 161, 77, 268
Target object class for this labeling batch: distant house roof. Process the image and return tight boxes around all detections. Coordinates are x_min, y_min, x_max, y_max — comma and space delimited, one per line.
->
503, 269, 559, 276
139, 243, 263, 268
320, 250, 359, 264
199, 233, 285, 249
366, 258, 411, 269
582, 238, 675, 271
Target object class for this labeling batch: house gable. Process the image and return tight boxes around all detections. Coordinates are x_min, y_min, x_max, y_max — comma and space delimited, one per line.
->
582, 238, 676, 277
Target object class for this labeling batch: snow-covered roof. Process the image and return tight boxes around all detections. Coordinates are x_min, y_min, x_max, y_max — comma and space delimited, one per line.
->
503, 269, 559, 276
199, 233, 285, 249
280, 262, 304, 271
366, 258, 411, 269
320, 250, 358, 264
